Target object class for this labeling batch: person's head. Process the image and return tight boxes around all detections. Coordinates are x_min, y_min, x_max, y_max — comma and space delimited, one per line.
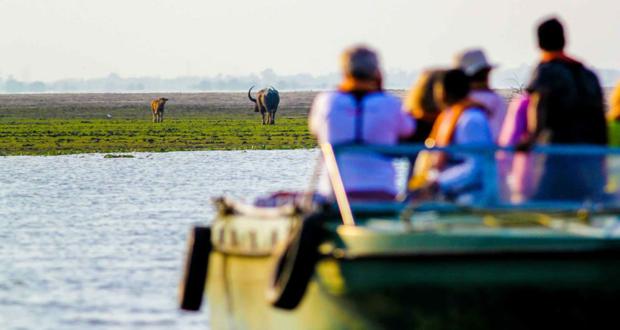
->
340, 45, 382, 89
434, 69, 471, 107
469, 68, 491, 86
537, 17, 565, 52
404, 69, 445, 120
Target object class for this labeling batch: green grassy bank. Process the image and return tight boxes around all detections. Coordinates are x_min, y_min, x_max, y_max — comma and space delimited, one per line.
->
0, 117, 315, 156
0, 91, 319, 155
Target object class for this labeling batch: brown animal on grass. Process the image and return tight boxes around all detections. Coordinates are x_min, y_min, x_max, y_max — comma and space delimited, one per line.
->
151, 97, 169, 123
248, 86, 280, 125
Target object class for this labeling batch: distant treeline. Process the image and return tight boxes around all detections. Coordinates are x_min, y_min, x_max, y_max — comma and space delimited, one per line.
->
1, 67, 619, 93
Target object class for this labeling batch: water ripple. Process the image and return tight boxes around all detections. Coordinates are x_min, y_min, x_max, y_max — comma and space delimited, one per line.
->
0, 149, 318, 330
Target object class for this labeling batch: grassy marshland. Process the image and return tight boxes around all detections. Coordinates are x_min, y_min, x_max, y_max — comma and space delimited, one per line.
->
0, 92, 318, 155
0, 117, 314, 155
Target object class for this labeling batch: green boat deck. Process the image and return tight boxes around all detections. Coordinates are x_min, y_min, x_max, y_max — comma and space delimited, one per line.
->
192, 144, 620, 329
205, 209, 620, 329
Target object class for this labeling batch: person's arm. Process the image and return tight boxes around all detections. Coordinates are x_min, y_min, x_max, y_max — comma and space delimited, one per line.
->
527, 92, 541, 136
521, 64, 565, 147
521, 88, 557, 148
498, 94, 529, 147
437, 110, 493, 193
516, 66, 548, 149
398, 104, 416, 138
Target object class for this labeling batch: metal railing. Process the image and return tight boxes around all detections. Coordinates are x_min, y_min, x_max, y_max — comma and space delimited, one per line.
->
321, 143, 620, 225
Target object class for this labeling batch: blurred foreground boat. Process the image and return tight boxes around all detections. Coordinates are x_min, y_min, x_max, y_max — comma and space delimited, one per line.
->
180, 144, 620, 330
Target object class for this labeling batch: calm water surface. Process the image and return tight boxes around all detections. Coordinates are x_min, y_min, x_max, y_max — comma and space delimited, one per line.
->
0, 149, 318, 330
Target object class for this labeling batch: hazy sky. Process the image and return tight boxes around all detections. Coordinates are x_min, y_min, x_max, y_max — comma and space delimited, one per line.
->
1, 0, 619, 81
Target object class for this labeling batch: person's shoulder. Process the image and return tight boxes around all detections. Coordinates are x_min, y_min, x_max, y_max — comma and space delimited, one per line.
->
375, 91, 400, 101
539, 61, 575, 77
531, 62, 554, 78
543, 60, 601, 89
314, 90, 340, 101
367, 91, 402, 107
312, 91, 349, 106
528, 61, 572, 92
459, 107, 489, 128
459, 108, 491, 134
311, 91, 358, 119
579, 64, 602, 83
488, 90, 506, 107
464, 107, 488, 120
471, 89, 505, 102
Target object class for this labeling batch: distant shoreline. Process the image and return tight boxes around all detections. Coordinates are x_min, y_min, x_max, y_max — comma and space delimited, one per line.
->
0, 88, 517, 96
0, 89, 338, 96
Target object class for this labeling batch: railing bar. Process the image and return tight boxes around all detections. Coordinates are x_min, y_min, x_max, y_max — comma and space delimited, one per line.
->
333, 144, 620, 156
320, 143, 356, 226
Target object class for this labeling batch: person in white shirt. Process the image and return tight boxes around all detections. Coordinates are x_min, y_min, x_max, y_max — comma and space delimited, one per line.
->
454, 49, 507, 142
309, 45, 416, 200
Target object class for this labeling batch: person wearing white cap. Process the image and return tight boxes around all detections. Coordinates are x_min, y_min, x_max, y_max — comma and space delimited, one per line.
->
309, 45, 416, 200
454, 49, 506, 142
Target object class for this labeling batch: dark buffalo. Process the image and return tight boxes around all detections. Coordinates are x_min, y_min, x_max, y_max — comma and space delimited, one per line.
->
248, 86, 280, 125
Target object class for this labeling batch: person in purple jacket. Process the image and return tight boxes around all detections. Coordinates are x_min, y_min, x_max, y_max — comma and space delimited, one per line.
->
309, 45, 416, 200
498, 94, 537, 202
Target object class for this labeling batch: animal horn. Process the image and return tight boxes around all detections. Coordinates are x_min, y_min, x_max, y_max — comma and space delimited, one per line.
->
248, 86, 257, 103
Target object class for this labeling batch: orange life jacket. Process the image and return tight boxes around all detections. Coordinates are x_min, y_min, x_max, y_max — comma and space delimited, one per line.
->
408, 99, 485, 190
540, 51, 580, 65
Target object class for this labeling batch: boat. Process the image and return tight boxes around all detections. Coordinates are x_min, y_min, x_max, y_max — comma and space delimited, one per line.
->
179, 143, 620, 330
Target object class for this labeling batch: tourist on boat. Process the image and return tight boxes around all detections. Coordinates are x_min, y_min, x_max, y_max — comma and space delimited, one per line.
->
608, 82, 620, 146
403, 69, 445, 144
309, 45, 416, 200
454, 49, 506, 142
402, 69, 446, 186
497, 94, 537, 202
521, 17, 607, 147
411, 69, 493, 203
521, 17, 607, 201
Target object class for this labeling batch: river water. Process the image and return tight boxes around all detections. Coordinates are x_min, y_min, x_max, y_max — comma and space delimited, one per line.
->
0, 149, 318, 330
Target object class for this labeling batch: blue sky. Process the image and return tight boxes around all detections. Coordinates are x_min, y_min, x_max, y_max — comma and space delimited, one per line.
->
1, 0, 618, 81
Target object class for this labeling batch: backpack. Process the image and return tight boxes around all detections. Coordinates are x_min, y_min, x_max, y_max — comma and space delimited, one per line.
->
561, 61, 607, 145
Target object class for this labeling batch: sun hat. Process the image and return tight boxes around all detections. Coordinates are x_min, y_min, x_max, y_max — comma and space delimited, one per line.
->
454, 49, 496, 76
340, 45, 380, 80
